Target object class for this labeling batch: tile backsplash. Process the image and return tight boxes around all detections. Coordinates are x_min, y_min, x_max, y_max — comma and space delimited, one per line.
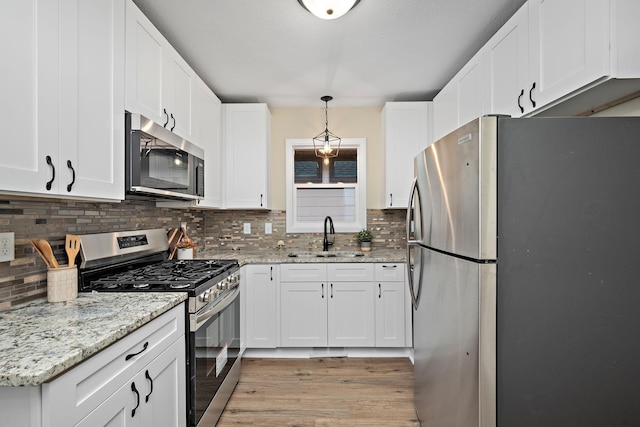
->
0, 196, 406, 309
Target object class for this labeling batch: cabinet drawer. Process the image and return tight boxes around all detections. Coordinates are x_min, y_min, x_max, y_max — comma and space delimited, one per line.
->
42, 303, 185, 427
280, 263, 327, 282
327, 263, 374, 282
374, 263, 405, 282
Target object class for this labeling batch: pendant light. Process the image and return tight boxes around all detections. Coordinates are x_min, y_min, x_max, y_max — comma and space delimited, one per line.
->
313, 96, 341, 164
297, 0, 360, 20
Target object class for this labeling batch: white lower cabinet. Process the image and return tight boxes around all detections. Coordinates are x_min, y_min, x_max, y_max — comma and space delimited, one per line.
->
244, 264, 278, 348
75, 338, 185, 427
278, 263, 406, 348
374, 264, 406, 347
42, 304, 186, 427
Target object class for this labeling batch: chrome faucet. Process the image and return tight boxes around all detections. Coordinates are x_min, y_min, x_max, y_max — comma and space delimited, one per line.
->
323, 216, 335, 251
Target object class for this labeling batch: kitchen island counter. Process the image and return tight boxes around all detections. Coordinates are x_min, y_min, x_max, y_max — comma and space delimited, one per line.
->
0, 292, 186, 387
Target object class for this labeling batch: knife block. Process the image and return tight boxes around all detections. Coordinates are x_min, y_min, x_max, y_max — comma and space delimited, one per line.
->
47, 265, 78, 302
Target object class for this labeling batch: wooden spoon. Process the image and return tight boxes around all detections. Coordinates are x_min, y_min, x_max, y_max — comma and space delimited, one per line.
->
30, 239, 53, 269
36, 239, 59, 268
65, 234, 81, 267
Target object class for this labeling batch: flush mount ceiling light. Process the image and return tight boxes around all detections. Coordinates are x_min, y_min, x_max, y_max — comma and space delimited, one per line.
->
313, 96, 341, 163
297, 0, 360, 20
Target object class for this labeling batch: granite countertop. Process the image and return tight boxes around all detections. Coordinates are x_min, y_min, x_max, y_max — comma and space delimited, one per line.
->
0, 292, 187, 387
197, 248, 407, 266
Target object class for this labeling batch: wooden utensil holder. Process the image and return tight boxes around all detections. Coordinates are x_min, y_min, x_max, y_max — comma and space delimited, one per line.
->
47, 265, 78, 302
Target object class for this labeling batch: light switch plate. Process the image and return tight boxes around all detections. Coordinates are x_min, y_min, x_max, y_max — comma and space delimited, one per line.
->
0, 232, 15, 262
243, 223, 251, 234
265, 223, 272, 234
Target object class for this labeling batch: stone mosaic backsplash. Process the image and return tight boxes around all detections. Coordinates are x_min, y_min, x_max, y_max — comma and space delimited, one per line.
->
0, 195, 406, 309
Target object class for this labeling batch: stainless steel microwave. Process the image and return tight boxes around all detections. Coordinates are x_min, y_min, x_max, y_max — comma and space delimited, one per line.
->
125, 112, 204, 201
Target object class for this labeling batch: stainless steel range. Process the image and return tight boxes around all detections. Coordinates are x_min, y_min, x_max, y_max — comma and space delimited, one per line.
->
78, 229, 241, 427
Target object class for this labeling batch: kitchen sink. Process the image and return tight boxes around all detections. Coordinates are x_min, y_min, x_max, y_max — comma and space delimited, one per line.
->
287, 251, 365, 258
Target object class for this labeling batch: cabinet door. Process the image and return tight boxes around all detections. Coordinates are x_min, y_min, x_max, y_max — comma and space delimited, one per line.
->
433, 80, 458, 142
375, 282, 406, 347
381, 102, 432, 209
139, 338, 187, 427
485, 3, 530, 117
163, 47, 196, 141
0, 0, 59, 194
59, 0, 125, 200
223, 104, 271, 209
195, 78, 222, 207
280, 282, 327, 347
328, 282, 375, 347
456, 51, 486, 127
528, 0, 610, 110
245, 265, 278, 348
125, 0, 166, 125
75, 380, 133, 427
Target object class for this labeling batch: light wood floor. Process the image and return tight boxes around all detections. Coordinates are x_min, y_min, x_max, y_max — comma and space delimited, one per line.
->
217, 357, 420, 426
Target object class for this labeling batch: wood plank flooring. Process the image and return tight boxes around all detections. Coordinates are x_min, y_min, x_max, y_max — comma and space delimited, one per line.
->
216, 357, 420, 426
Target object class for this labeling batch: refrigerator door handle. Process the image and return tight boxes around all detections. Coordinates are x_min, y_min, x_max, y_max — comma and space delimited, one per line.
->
406, 177, 422, 310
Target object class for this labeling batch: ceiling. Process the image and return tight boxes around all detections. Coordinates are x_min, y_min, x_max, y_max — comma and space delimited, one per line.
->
131, 0, 527, 108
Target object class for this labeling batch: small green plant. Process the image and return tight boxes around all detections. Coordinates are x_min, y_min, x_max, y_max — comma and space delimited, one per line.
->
356, 229, 373, 242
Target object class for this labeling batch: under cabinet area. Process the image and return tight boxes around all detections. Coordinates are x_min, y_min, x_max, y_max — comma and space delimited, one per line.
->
244, 263, 409, 351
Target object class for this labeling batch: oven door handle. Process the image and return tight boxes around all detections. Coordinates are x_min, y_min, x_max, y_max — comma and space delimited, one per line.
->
191, 286, 240, 331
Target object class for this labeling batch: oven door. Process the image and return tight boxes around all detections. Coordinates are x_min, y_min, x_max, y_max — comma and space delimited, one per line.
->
189, 287, 241, 426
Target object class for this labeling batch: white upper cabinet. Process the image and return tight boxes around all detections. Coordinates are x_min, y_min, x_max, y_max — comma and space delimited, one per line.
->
223, 104, 271, 209
528, 0, 610, 111
0, 0, 125, 201
484, 3, 531, 117
125, 0, 196, 142
195, 77, 223, 208
433, 80, 459, 142
381, 102, 432, 209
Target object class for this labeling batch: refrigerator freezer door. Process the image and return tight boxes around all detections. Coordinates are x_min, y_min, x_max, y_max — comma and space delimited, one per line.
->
416, 117, 497, 260
413, 247, 496, 426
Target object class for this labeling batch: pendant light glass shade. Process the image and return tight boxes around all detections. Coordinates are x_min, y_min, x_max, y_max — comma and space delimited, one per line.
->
313, 96, 341, 161
298, 0, 360, 20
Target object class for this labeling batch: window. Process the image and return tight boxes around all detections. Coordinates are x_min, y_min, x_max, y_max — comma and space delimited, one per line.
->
286, 139, 366, 233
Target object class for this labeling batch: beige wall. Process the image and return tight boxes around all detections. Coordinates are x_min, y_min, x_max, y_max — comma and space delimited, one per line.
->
270, 106, 383, 211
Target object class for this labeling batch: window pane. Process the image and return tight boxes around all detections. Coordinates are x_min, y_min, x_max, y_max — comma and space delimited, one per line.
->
296, 188, 356, 222
294, 150, 321, 183
330, 149, 357, 183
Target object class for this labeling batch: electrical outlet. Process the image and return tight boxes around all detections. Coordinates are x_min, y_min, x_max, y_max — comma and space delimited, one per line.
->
265, 223, 272, 234
243, 223, 251, 234
0, 232, 15, 262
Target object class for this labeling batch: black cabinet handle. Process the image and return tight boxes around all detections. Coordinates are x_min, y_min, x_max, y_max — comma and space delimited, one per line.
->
170, 113, 175, 131
382, 265, 397, 269
163, 108, 169, 127
66, 160, 75, 192
260, 194, 263, 207
529, 82, 537, 108
517, 89, 524, 114
125, 341, 149, 361
270, 266, 273, 281
378, 283, 381, 299
145, 370, 153, 402
330, 283, 333, 298
390, 193, 393, 206
45, 156, 55, 190
321, 283, 324, 298
131, 382, 140, 417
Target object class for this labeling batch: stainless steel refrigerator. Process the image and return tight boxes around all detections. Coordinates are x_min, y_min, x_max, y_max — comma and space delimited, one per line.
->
406, 116, 640, 426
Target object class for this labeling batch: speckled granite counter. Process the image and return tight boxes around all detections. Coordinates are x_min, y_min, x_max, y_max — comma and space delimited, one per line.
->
197, 248, 406, 265
0, 292, 187, 387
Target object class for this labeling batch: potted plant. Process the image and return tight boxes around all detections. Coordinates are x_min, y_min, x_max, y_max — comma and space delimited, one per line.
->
356, 229, 373, 252
176, 239, 196, 259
